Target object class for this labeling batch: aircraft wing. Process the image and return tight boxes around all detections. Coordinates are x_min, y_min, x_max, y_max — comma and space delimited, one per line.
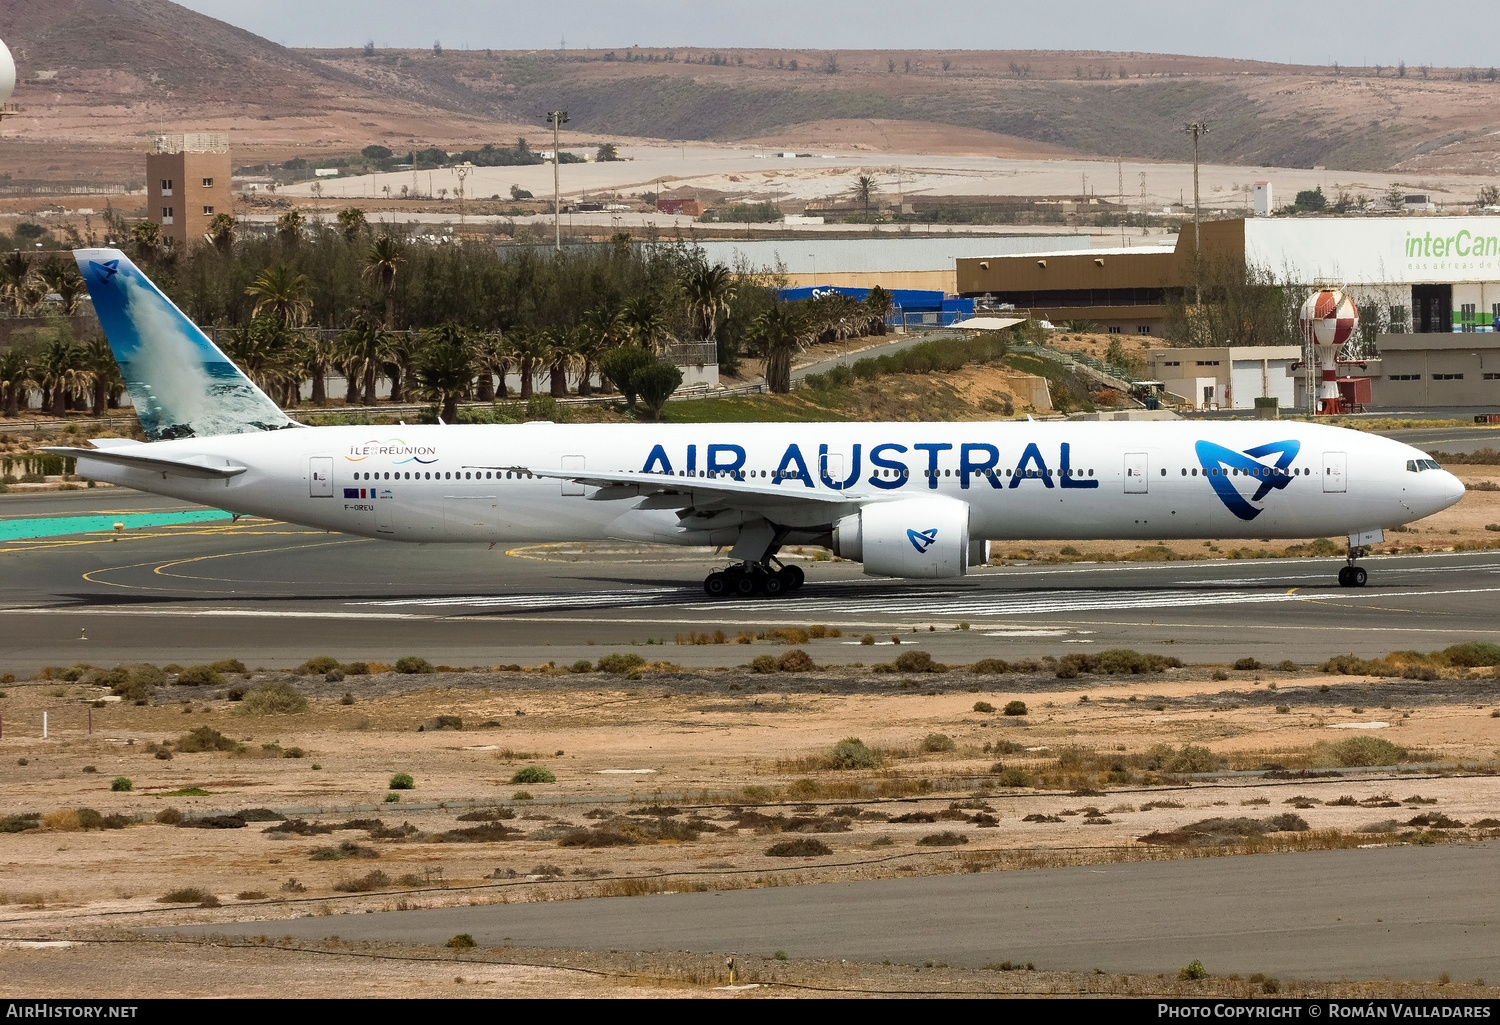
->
40, 446, 249, 480
472, 465, 865, 511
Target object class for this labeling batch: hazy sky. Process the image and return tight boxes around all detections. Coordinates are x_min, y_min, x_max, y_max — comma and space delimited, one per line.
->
175, 0, 1492, 69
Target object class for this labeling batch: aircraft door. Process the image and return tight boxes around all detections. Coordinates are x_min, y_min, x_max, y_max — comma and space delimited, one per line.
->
560, 455, 585, 496
309, 456, 333, 498
1322, 452, 1347, 493
1124, 452, 1149, 493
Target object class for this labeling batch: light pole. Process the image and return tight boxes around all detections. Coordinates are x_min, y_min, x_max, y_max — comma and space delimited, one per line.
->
545, 110, 569, 250
1183, 122, 1209, 307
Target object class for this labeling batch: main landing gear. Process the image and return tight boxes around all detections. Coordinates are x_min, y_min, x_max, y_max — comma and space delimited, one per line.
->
1338, 540, 1369, 588
703, 561, 805, 599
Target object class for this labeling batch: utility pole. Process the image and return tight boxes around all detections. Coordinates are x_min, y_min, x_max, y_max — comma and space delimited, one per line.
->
545, 110, 569, 250
1117, 156, 1125, 245
1183, 122, 1209, 306
455, 162, 472, 228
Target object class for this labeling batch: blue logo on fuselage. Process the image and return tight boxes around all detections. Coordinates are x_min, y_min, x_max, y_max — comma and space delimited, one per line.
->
908, 527, 939, 553
1195, 439, 1301, 521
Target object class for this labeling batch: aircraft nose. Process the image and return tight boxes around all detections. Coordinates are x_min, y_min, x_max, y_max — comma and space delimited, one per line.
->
1439, 470, 1465, 509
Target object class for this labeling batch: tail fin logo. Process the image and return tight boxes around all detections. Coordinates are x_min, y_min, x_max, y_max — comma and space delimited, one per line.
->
907, 527, 939, 553
89, 259, 120, 281
1194, 439, 1301, 521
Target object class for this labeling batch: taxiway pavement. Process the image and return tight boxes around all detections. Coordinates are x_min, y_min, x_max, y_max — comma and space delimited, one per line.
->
172, 839, 1500, 980
3, 488, 1500, 673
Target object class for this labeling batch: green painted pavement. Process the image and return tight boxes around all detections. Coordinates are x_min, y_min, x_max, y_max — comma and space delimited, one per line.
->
0, 510, 234, 541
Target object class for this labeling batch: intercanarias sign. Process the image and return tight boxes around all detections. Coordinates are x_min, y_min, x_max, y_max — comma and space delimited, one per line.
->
1245, 218, 1500, 284
1404, 229, 1500, 259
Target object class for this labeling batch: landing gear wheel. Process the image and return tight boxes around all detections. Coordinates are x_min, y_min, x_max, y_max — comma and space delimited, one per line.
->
1337, 566, 1352, 587
1350, 566, 1367, 587
762, 573, 786, 597
734, 571, 760, 598
704, 572, 728, 598
778, 565, 805, 591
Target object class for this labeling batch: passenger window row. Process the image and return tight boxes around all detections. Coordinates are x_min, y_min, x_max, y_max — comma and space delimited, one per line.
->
350, 470, 534, 481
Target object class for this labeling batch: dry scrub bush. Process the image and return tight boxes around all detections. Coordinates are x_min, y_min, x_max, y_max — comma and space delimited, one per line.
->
237, 681, 308, 715
829, 737, 880, 769
1312, 736, 1407, 767
765, 837, 832, 857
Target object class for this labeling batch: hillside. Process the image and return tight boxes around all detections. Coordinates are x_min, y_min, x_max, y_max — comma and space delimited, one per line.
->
308, 46, 1500, 175
2, 2, 1499, 180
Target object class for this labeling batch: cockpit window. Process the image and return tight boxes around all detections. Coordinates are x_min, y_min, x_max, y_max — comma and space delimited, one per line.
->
1407, 458, 1444, 472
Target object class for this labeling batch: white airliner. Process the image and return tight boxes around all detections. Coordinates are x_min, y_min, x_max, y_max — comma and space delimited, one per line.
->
46, 248, 1464, 595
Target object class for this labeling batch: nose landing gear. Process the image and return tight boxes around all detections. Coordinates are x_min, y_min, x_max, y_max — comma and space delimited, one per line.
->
1338, 539, 1369, 587
702, 561, 805, 598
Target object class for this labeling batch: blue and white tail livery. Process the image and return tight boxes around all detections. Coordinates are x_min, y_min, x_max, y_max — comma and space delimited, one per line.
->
74, 248, 295, 440
50, 247, 1464, 592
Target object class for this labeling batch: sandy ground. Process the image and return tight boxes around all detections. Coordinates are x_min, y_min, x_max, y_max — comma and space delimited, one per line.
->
0, 625, 1496, 996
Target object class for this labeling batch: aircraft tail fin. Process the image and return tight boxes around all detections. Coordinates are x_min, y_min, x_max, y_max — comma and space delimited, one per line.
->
74, 248, 297, 440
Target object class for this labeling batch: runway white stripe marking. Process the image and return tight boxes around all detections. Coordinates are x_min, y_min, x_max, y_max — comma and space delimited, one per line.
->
353, 586, 1326, 617
346, 577, 1500, 620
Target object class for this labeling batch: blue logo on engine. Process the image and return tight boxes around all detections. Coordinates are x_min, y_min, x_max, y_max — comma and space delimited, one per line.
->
1195, 439, 1301, 521
907, 527, 939, 553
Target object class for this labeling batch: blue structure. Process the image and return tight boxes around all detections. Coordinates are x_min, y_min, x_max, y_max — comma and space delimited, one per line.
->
776, 285, 974, 328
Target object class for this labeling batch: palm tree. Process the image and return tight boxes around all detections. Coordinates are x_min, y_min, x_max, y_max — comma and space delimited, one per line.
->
681, 263, 737, 341
541, 328, 577, 397
412, 324, 473, 422
300, 332, 337, 406
276, 209, 305, 248
383, 329, 418, 402
620, 294, 671, 354
245, 265, 312, 328
36, 337, 88, 417
469, 331, 510, 402
203, 213, 237, 255
224, 317, 299, 406
509, 329, 546, 400
362, 235, 405, 330
853, 174, 879, 215
0, 346, 36, 418
1, 252, 39, 316
82, 336, 122, 416
131, 221, 162, 264
340, 316, 387, 406
750, 304, 805, 394
578, 306, 625, 397
38, 259, 87, 315
337, 207, 368, 244
863, 285, 894, 335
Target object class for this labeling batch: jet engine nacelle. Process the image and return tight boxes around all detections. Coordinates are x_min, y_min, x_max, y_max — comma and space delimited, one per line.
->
832, 496, 973, 578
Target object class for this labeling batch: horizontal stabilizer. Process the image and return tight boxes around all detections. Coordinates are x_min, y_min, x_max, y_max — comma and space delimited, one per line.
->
41, 446, 248, 480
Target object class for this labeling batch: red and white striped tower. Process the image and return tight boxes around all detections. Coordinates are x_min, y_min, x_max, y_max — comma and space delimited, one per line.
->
1299, 289, 1358, 415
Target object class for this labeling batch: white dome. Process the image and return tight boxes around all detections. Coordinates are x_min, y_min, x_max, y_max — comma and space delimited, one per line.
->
0, 38, 14, 106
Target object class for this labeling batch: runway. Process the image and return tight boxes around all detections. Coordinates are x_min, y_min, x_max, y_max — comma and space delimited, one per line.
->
172, 839, 1500, 980
3, 487, 1500, 673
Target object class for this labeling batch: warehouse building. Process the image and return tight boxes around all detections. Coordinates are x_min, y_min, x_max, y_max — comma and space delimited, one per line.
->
957, 216, 1500, 408
696, 234, 1089, 294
